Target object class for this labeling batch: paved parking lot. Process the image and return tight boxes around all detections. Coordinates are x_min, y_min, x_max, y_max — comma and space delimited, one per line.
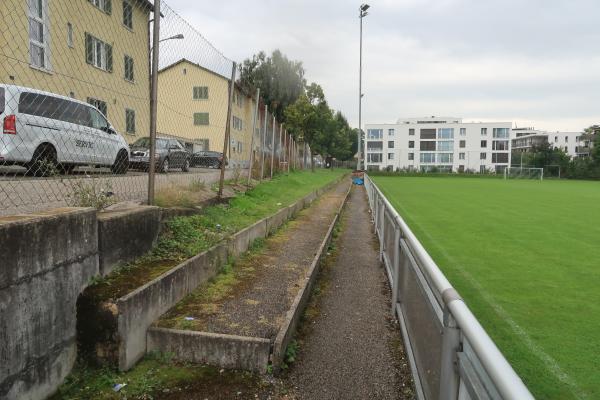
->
0, 166, 241, 216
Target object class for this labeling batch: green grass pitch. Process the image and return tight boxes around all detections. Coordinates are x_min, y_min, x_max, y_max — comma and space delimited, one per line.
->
371, 176, 600, 400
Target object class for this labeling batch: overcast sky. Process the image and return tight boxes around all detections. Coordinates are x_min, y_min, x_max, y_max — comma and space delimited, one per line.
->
164, 0, 600, 132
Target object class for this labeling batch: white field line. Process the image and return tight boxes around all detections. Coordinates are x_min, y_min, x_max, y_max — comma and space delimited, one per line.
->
390, 200, 588, 400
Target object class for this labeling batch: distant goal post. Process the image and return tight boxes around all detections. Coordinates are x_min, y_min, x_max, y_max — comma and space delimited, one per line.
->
504, 167, 544, 180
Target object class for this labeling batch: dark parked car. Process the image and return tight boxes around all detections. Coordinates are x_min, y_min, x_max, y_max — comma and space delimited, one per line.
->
190, 151, 225, 168
129, 137, 190, 173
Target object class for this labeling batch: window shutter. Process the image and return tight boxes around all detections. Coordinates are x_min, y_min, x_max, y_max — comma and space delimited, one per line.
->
106, 43, 113, 72
85, 33, 93, 65
105, 0, 112, 14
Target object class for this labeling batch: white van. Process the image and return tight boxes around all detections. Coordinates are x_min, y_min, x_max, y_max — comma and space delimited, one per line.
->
0, 84, 130, 176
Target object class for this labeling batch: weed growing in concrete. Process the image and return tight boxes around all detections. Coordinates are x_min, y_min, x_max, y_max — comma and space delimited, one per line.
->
68, 178, 115, 210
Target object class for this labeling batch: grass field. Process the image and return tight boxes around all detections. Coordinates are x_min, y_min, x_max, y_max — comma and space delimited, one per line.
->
371, 176, 600, 400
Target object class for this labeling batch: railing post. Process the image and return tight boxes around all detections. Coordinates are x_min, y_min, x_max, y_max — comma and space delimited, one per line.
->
391, 226, 401, 315
379, 202, 385, 261
440, 289, 462, 400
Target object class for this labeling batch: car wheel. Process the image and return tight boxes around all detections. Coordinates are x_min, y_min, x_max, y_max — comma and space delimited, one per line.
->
28, 145, 58, 177
182, 159, 190, 172
160, 157, 170, 173
111, 150, 129, 175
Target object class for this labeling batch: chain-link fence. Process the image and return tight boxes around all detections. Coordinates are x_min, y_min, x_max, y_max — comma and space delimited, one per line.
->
0, 0, 307, 216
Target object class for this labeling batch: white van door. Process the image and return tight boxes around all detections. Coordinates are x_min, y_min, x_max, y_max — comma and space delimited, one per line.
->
88, 106, 119, 166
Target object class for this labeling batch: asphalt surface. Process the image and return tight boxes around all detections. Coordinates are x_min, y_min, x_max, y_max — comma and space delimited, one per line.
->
0, 166, 240, 216
286, 186, 415, 400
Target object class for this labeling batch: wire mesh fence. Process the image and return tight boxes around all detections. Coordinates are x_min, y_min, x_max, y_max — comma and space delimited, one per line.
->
0, 0, 308, 216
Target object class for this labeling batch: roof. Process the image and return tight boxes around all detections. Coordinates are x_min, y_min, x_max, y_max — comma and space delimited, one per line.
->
158, 58, 229, 80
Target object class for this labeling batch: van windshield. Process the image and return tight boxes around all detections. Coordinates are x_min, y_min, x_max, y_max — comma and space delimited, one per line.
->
0, 88, 4, 114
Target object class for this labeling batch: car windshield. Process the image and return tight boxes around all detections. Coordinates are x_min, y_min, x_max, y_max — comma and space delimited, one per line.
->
132, 138, 168, 149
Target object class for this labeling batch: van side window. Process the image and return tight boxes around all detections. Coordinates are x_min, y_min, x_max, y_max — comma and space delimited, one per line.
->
89, 107, 110, 131
0, 88, 4, 114
62, 101, 92, 126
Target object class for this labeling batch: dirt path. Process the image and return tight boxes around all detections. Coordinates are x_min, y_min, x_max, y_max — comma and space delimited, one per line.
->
285, 186, 415, 400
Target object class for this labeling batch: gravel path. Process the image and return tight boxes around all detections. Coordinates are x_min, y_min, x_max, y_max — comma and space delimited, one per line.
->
286, 186, 415, 400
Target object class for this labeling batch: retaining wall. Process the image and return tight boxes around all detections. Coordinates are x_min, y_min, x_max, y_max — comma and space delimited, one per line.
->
0, 208, 98, 400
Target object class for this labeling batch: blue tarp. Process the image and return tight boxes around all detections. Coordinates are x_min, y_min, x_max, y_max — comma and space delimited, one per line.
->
352, 177, 364, 185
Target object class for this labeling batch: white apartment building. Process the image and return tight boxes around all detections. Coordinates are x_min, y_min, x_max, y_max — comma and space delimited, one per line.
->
365, 116, 512, 173
511, 127, 589, 158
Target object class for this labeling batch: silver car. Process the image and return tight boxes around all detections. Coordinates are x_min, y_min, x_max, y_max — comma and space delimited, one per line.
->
0, 84, 130, 176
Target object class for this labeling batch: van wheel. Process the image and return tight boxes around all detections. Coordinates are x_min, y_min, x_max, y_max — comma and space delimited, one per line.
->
111, 150, 129, 175
182, 159, 190, 172
28, 145, 58, 177
160, 158, 170, 173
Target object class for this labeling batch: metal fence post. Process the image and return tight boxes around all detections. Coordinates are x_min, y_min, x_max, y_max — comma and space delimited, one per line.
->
440, 289, 462, 400
391, 226, 401, 315
247, 88, 260, 186
260, 105, 267, 181
147, 0, 161, 205
379, 205, 385, 261
218, 62, 237, 199
270, 116, 276, 179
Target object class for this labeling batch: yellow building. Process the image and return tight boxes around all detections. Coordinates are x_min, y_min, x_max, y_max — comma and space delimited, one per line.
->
0, 0, 152, 143
157, 58, 256, 167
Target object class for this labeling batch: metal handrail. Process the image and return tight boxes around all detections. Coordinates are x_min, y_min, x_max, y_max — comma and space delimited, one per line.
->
364, 174, 534, 400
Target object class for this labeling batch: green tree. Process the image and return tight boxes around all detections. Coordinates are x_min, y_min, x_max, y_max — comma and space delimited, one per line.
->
238, 50, 305, 121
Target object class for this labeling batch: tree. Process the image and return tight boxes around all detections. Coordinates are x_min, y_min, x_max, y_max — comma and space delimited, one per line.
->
238, 50, 305, 121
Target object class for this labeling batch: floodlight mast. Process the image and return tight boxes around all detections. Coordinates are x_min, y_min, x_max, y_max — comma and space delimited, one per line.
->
358, 4, 369, 170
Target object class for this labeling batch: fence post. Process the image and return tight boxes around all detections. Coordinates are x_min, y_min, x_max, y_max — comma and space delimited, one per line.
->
147, 0, 161, 205
270, 116, 276, 179
260, 105, 267, 181
247, 88, 260, 186
391, 226, 401, 315
440, 289, 462, 400
218, 62, 237, 199
379, 198, 385, 261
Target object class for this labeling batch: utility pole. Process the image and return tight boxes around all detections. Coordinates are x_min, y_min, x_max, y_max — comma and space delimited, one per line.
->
218, 62, 237, 199
147, 0, 161, 205
358, 4, 370, 171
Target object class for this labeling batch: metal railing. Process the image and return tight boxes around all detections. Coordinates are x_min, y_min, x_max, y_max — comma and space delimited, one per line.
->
364, 174, 534, 400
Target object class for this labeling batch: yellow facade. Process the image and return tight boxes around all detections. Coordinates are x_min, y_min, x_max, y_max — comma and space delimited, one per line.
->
157, 59, 256, 167
0, 0, 151, 143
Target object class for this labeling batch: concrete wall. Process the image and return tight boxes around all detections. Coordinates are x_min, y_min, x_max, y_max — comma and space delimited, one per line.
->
0, 208, 98, 400
116, 242, 228, 370
147, 328, 270, 373
228, 218, 267, 259
98, 206, 161, 276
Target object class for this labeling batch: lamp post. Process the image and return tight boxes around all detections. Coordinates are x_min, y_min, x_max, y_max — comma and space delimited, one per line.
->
358, 3, 369, 171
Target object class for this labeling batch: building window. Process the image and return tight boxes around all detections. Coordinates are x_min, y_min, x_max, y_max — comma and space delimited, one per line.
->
420, 141, 436, 151
565, 136, 569, 143
29, 0, 49, 69
408, 140, 415, 149
234, 92, 243, 107
89, 0, 112, 14
492, 140, 509, 151
459, 152, 465, 160
367, 129, 383, 139
481, 128, 488, 136
480, 152, 487, 160
409, 128, 415, 136
481, 140, 487, 148
438, 153, 453, 164
420, 153, 435, 164
480, 165, 486, 173
67, 23, 73, 48
388, 128, 395, 136
420, 129, 436, 139
555, 136, 558, 143
493, 128, 510, 138
367, 153, 382, 163
125, 108, 135, 134
87, 97, 107, 116
438, 128, 454, 139
194, 112, 209, 125
122, 1, 133, 29
367, 141, 383, 151
388, 141, 394, 148
492, 153, 509, 163
388, 153, 394, 160
232, 116, 243, 131
408, 152, 414, 160
460, 127, 466, 136
124, 55, 134, 82
437, 140, 453, 151
193, 86, 209, 100
459, 140, 466, 148
85, 33, 113, 72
